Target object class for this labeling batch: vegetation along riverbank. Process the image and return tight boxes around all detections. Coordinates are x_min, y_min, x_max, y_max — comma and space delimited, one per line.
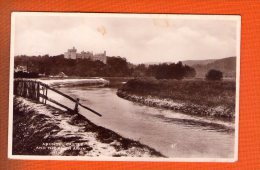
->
117, 78, 236, 121
13, 96, 165, 157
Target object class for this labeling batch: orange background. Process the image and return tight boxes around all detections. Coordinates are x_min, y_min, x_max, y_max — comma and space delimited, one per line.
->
0, 0, 260, 169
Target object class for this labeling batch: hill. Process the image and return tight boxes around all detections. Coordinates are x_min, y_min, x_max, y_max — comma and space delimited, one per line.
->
182, 57, 236, 78
182, 59, 217, 66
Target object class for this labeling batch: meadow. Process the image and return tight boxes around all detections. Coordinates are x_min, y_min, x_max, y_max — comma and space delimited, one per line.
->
118, 78, 236, 120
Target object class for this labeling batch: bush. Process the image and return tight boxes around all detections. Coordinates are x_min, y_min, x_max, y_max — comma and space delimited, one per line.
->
14, 71, 39, 78
153, 62, 195, 80
206, 69, 223, 81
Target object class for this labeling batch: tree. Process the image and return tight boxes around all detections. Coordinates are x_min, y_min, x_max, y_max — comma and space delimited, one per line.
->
132, 64, 147, 77
184, 65, 196, 78
106, 56, 131, 76
206, 69, 223, 81
153, 62, 194, 80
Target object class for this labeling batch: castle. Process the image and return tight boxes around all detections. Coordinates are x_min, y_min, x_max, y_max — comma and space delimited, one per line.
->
64, 47, 107, 64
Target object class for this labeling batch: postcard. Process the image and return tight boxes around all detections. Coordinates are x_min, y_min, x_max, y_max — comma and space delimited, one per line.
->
9, 12, 240, 162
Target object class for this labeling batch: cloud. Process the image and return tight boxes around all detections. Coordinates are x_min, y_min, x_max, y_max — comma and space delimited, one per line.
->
14, 13, 239, 63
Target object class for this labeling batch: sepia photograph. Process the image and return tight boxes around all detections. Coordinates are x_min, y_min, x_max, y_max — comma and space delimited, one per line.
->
9, 12, 240, 162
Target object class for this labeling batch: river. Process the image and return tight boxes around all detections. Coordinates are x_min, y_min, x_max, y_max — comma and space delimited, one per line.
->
47, 85, 235, 158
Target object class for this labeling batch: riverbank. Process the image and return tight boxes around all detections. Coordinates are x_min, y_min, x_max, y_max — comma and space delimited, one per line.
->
39, 78, 109, 87
117, 78, 236, 121
13, 96, 165, 157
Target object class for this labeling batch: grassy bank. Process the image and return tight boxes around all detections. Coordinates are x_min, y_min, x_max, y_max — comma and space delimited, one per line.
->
117, 78, 236, 121
13, 96, 164, 157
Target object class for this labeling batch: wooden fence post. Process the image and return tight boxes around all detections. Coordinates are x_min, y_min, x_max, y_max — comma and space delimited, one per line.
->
45, 88, 47, 104
37, 82, 40, 102
74, 98, 80, 113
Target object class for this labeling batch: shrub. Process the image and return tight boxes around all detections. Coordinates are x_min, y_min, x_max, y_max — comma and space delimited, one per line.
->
153, 62, 195, 80
206, 69, 223, 81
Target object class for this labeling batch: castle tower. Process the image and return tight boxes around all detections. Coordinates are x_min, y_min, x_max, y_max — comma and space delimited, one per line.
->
64, 47, 77, 59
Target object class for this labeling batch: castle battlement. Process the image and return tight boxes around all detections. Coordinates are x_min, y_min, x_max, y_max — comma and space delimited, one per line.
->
64, 47, 107, 64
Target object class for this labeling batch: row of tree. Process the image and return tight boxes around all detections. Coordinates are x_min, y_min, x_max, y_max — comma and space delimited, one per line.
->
131, 62, 196, 80
14, 54, 222, 80
14, 55, 131, 77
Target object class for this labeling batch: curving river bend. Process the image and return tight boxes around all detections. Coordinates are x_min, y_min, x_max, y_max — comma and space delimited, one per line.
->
47, 86, 235, 158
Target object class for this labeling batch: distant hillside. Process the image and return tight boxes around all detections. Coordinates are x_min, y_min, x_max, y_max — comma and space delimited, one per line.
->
183, 57, 236, 78
182, 59, 217, 66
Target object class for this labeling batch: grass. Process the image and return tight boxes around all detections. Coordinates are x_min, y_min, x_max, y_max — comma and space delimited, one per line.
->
13, 99, 61, 155
119, 78, 236, 113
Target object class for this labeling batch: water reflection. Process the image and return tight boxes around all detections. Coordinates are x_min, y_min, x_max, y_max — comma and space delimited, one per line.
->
153, 114, 234, 133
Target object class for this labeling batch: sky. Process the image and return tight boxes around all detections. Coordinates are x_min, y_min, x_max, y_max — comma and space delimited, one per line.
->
13, 13, 240, 64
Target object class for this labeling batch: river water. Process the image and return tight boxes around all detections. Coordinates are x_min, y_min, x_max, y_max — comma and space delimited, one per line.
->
47, 86, 235, 158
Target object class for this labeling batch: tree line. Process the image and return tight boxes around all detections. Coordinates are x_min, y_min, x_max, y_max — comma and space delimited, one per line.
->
14, 55, 131, 77
14, 54, 199, 80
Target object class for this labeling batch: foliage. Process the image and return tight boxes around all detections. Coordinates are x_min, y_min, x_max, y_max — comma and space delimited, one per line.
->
106, 57, 131, 76
206, 69, 223, 81
14, 71, 39, 78
150, 62, 196, 80
14, 55, 131, 77
14, 55, 196, 79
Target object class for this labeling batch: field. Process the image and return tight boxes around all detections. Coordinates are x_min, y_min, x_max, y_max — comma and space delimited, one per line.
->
118, 78, 236, 120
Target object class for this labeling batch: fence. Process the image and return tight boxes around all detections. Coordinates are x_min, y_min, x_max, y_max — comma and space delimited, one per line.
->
13, 79, 102, 117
